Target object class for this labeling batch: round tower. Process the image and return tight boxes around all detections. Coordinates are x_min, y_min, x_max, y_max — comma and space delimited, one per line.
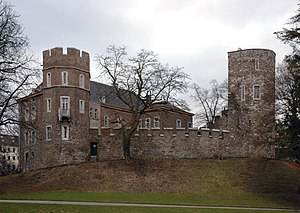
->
227, 48, 275, 148
42, 47, 90, 166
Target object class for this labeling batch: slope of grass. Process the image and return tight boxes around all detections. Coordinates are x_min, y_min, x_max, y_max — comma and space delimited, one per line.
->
0, 158, 299, 209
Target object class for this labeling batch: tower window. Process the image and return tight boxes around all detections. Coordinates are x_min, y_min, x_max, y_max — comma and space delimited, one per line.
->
253, 85, 261, 100
255, 58, 260, 70
241, 85, 246, 101
62, 125, 70, 140
60, 96, 70, 116
62, 71, 68, 85
31, 106, 36, 121
79, 100, 85, 114
47, 98, 52, 112
46, 125, 52, 141
24, 131, 29, 144
31, 130, 36, 143
46, 72, 51, 87
79, 74, 85, 88
25, 108, 29, 121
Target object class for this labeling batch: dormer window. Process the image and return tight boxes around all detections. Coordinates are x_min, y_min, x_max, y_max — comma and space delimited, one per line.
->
62, 71, 68, 85
79, 74, 84, 88
101, 96, 106, 103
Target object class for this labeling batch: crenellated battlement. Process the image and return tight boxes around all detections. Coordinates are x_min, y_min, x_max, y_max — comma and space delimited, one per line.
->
43, 47, 90, 71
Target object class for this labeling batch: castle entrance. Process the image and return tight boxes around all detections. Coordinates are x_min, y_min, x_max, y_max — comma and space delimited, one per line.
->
90, 142, 97, 156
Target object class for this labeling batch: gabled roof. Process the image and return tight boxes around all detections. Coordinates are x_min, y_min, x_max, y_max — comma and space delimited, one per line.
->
90, 81, 194, 116
90, 81, 130, 109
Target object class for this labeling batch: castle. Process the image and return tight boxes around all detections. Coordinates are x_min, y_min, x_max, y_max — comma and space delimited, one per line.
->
18, 47, 276, 172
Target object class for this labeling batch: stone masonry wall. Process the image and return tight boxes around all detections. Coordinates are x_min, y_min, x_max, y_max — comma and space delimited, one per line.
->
97, 128, 275, 161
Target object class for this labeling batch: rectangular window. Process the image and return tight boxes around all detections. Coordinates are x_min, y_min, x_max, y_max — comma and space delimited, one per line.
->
31, 130, 36, 143
79, 74, 85, 88
241, 85, 246, 101
138, 119, 143, 129
79, 100, 85, 114
255, 58, 260, 70
176, 119, 182, 128
25, 131, 29, 144
62, 71, 68, 85
153, 117, 160, 128
89, 108, 93, 118
31, 106, 36, 120
60, 96, 70, 116
47, 72, 51, 87
104, 115, 110, 127
145, 118, 151, 129
47, 98, 52, 112
253, 85, 261, 100
94, 109, 98, 119
46, 125, 52, 141
25, 108, 29, 121
62, 125, 70, 140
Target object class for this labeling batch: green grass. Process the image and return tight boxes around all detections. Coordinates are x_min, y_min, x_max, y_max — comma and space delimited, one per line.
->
1, 158, 300, 210
0, 191, 298, 209
0, 203, 299, 213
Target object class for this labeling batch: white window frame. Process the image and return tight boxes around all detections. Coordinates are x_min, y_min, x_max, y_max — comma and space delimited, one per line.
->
24, 131, 29, 144
47, 98, 52, 112
46, 125, 52, 141
145, 118, 151, 129
138, 119, 143, 129
25, 108, 29, 121
241, 85, 246, 101
62, 71, 69, 86
46, 72, 51, 87
176, 119, 182, 128
255, 58, 260, 70
60, 96, 70, 116
94, 108, 98, 119
89, 108, 93, 118
61, 125, 70, 140
104, 115, 110, 127
253, 85, 261, 100
31, 130, 36, 144
79, 74, 84, 88
79, 100, 85, 114
31, 106, 36, 121
153, 117, 160, 128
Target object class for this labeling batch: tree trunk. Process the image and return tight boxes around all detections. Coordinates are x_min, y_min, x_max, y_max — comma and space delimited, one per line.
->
122, 134, 131, 163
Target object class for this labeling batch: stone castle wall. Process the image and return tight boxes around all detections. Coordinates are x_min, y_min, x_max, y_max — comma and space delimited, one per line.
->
96, 128, 275, 161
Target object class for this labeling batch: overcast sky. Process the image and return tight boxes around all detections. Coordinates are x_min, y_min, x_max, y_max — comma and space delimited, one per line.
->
10, 0, 298, 105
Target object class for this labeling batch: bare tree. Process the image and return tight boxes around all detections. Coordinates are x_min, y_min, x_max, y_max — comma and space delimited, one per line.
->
0, 0, 39, 133
192, 79, 227, 127
96, 45, 189, 161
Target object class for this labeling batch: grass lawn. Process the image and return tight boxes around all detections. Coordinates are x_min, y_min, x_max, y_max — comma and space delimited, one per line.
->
0, 190, 299, 209
0, 203, 299, 213
1, 158, 300, 211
